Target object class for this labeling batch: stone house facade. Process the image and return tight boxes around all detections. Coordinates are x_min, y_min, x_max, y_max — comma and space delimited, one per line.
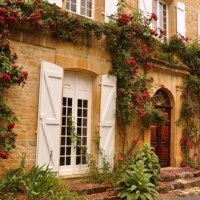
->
0, 0, 200, 177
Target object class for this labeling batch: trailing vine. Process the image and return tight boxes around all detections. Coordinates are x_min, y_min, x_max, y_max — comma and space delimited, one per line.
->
104, 2, 167, 155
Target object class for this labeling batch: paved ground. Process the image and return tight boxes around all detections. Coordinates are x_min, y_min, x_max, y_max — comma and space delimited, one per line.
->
157, 187, 200, 200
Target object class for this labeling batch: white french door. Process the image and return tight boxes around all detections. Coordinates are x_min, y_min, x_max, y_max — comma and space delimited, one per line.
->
59, 71, 92, 175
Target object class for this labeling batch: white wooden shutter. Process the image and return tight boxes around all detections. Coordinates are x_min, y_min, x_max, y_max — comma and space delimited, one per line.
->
36, 61, 63, 172
99, 75, 117, 170
48, 0, 62, 8
176, 2, 185, 36
198, 11, 200, 39
105, 0, 118, 22
139, 0, 152, 18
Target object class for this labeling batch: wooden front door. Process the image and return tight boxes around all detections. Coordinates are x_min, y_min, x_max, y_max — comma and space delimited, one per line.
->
151, 89, 172, 167
151, 107, 171, 167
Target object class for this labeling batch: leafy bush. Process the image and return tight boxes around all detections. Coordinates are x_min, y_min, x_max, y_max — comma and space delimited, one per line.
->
86, 156, 113, 183
116, 144, 160, 200
0, 157, 85, 200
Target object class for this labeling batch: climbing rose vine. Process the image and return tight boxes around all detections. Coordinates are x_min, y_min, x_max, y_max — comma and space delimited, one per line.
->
0, 0, 29, 159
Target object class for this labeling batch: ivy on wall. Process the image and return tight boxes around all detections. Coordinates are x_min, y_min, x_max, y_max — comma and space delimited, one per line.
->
0, 0, 199, 165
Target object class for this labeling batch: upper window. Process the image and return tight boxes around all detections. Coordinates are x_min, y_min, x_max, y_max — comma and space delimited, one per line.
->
154, 0, 168, 39
66, 0, 93, 18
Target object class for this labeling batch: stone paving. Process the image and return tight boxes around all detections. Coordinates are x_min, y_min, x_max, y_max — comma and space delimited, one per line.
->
157, 186, 200, 199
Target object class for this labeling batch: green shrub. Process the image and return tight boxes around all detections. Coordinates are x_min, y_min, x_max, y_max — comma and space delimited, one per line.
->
0, 157, 85, 200
116, 144, 160, 200
86, 156, 113, 183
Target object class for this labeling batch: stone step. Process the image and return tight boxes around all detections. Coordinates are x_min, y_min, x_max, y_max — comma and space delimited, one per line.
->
67, 182, 113, 195
160, 168, 200, 182
158, 176, 200, 193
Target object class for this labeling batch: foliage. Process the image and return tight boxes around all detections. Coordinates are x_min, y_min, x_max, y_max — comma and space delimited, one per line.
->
116, 144, 160, 200
103, 0, 167, 153
0, 157, 85, 199
86, 156, 113, 183
0, 155, 25, 198
178, 75, 200, 166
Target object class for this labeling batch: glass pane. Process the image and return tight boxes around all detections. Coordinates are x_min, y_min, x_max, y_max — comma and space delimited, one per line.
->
62, 117, 66, 126
76, 147, 81, 155
83, 100, 88, 108
67, 137, 71, 145
66, 147, 71, 155
83, 118, 87, 126
88, 0, 92, 9
83, 109, 87, 117
71, 3, 76, 12
62, 127, 66, 135
87, 10, 92, 17
60, 157, 65, 165
61, 137, 65, 145
81, 7, 85, 15
78, 99, 82, 107
82, 147, 86, 156
72, 0, 76, 3
68, 98, 72, 106
76, 156, 81, 164
63, 97, 66, 106
77, 137, 81, 146
66, 157, 71, 165
78, 109, 82, 117
62, 107, 66, 115
77, 127, 82, 136
81, 0, 86, 6
61, 147, 65, 155
67, 108, 72, 116
82, 156, 87, 164
77, 118, 82, 126
83, 128, 87, 136
83, 137, 87, 145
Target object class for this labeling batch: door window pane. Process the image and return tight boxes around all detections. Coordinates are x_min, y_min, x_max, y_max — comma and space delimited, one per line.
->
60, 97, 73, 166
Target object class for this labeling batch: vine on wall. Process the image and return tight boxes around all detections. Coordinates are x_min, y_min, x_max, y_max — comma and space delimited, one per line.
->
0, 0, 199, 164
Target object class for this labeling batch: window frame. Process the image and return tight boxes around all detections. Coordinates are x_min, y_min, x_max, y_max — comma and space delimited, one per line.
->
65, 0, 94, 19
154, 0, 169, 39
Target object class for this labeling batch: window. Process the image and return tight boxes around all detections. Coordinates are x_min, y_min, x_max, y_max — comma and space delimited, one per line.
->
66, 0, 93, 18
154, 0, 168, 39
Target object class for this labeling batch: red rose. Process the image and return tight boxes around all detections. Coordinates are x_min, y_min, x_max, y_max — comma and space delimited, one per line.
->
32, 12, 41, 21
0, 8, 8, 15
2, 132, 9, 138
151, 13, 158, 21
1, 72, 10, 80
119, 154, 125, 161
186, 140, 195, 149
7, 122, 15, 130
0, 151, 8, 159
147, 63, 153, 69
22, 71, 28, 79
142, 91, 149, 99
180, 161, 187, 167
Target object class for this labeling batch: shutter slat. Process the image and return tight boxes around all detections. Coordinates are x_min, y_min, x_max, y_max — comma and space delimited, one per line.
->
36, 61, 63, 172
177, 2, 185, 36
99, 75, 116, 170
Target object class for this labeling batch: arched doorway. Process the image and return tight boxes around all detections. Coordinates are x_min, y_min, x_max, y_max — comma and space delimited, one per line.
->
151, 89, 171, 167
